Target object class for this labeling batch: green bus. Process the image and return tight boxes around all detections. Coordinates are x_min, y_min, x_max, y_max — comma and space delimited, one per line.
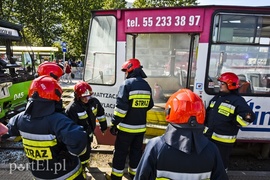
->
0, 20, 35, 122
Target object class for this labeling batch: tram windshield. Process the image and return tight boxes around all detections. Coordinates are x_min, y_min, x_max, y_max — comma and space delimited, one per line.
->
206, 13, 270, 95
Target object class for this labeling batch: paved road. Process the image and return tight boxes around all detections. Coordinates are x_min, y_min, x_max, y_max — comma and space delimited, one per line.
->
1, 167, 270, 180
60, 76, 82, 88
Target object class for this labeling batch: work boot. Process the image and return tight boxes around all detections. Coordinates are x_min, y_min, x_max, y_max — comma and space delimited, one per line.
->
82, 163, 89, 179
104, 173, 111, 180
82, 169, 87, 179
129, 173, 135, 180
83, 163, 91, 172
105, 173, 122, 180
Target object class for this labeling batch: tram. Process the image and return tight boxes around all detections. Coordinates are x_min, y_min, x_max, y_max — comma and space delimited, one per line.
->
83, 5, 270, 146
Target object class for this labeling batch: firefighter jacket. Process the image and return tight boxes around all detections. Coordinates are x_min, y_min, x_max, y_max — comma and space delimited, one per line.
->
65, 97, 107, 136
134, 123, 228, 180
6, 99, 87, 180
112, 68, 154, 134
204, 92, 256, 145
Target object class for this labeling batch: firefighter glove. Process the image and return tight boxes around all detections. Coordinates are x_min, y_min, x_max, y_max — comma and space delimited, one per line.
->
245, 113, 253, 123
110, 125, 118, 136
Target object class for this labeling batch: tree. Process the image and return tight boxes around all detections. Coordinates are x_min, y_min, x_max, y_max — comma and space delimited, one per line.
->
103, 0, 126, 9
15, 0, 63, 46
61, 0, 127, 58
0, 0, 132, 59
61, 0, 105, 59
133, 0, 198, 8
0, 0, 17, 22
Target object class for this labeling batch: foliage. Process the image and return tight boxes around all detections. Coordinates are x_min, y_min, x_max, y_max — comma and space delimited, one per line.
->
60, 0, 104, 60
133, 0, 198, 8
15, 0, 63, 46
103, 0, 126, 9
0, 0, 199, 59
0, 0, 17, 22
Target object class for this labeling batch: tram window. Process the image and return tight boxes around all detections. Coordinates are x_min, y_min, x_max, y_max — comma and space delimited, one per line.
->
207, 44, 270, 95
127, 34, 192, 77
84, 16, 116, 85
127, 33, 196, 103
213, 14, 270, 45
207, 12, 270, 96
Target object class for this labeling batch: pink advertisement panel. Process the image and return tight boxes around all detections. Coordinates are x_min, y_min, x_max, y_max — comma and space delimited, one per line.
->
125, 8, 205, 33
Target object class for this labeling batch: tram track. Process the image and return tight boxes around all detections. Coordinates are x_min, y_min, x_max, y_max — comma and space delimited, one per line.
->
0, 146, 114, 154
0, 141, 114, 153
1, 141, 270, 171
0, 146, 24, 150
1, 141, 270, 180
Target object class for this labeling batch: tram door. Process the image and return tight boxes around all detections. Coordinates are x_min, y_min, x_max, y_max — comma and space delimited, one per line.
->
126, 33, 199, 104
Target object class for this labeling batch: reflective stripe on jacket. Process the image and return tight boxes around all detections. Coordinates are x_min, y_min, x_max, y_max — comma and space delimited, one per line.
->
204, 93, 255, 144
7, 111, 87, 179
112, 77, 154, 133
65, 97, 107, 133
134, 124, 228, 180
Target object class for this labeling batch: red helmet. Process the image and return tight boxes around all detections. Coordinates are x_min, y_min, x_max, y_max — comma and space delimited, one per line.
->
121, 58, 141, 72
218, 72, 240, 90
28, 75, 62, 101
74, 81, 93, 98
165, 89, 205, 125
37, 62, 63, 81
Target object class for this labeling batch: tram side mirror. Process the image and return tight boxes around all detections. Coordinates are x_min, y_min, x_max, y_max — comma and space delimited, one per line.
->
217, 52, 227, 76
176, 67, 187, 88
219, 52, 226, 63
99, 71, 104, 83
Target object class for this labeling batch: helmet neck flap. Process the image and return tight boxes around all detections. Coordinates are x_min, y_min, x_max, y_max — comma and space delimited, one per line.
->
126, 67, 147, 79
24, 97, 56, 118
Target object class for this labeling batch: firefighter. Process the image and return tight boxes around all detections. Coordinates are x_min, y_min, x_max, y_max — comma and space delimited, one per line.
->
106, 58, 154, 180
37, 61, 64, 81
134, 89, 228, 180
36, 61, 65, 112
2, 75, 88, 179
65, 81, 107, 173
204, 72, 256, 170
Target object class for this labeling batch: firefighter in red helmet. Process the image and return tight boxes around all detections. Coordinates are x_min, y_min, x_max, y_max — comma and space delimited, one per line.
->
37, 61, 64, 81
36, 61, 65, 112
2, 75, 88, 179
135, 89, 228, 180
121, 58, 141, 72
106, 58, 154, 180
65, 81, 107, 175
204, 72, 255, 171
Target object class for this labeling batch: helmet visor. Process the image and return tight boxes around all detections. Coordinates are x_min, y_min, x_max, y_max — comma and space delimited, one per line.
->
81, 89, 92, 97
